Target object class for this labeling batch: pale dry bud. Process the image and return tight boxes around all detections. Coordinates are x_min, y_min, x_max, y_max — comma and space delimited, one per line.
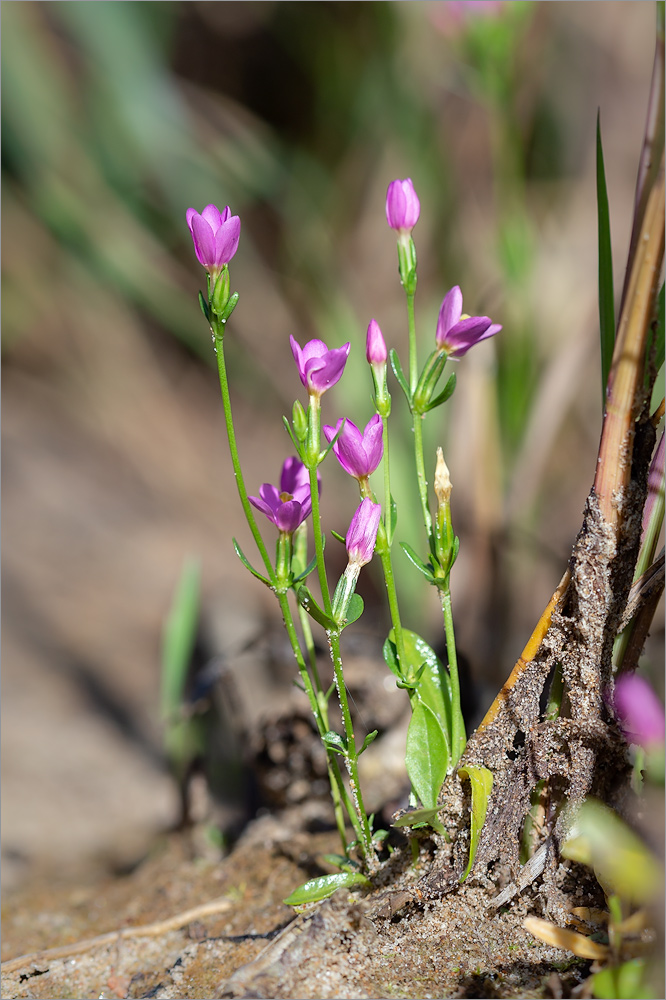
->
434, 447, 452, 505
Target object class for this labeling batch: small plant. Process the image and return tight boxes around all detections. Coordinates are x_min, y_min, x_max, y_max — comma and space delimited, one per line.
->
185, 178, 501, 899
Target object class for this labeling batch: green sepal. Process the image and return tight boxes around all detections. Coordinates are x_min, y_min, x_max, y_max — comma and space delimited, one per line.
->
400, 542, 436, 583
198, 291, 211, 324
292, 400, 308, 442
424, 371, 457, 412
389, 349, 411, 403
406, 701, 449, 810
386, 494, 398, 546
283, 871, 370, 907
282, 415, 303, 456
218, 290, 239, 324
330, 529, 346, 545
232, 539, 272, 586
392, 805, 447, 837
322, 731, 347, 755
458, 765, 493, 882
359, 729, 379, 754
296, 585, 337, 631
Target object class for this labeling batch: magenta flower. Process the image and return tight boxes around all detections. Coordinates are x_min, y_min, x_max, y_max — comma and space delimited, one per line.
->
186, 204, 241, 279
366, 319, 388, 366
323, 415, 384, 481
290, 336, 350, 398
346, 498, 382, 568
386, 178, 420, 234
614, 674, 665, 749
249, 457, 318, 534
435, 285, 501, 358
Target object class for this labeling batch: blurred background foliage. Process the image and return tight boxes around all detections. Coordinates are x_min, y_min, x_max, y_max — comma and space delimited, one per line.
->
1, 1, 662, 879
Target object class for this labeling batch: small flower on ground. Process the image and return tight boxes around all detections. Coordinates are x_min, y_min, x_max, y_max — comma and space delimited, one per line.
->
323, 415, 384, 482
186, 204, 241, 280
385, 179, 420, 235
346, 498, 382, 568
366, 319, 388, 366
290, 337, 350, 398
435, 285, 501, 358
614, 674, 665, 749
249, 457, 319, 534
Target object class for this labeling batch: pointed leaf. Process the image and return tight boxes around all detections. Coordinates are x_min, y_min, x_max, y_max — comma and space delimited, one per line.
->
322, 730, 347, 755
458, 765, 493, 881
386, 494, 398, 545
319, 853, 360, 873
282, 414, 302, 453
391, 805, 446, 836
198, 291, 211, 323
424, 372, 457, 411
161, 557, 201, 720
389, 348, 411, 402
283, 871, 370, 906
296, 585, 337, 631
292, 552, 318, 584
232, 539, 271, 585
359, 729, 379, 754
405, 701, 449, 809
597, 113, 615, 405
399, 542, 436, 582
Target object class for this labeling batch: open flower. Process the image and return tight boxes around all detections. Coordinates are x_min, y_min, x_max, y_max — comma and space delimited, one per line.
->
386, 179, 420, 234
346, 498, 382, 568
186, 204, 241, 280
435, 285, 501, 358
249, 457, 318, 533
290, 336, 350, 398
614, 674, 665, 749
323, 415, 383, 481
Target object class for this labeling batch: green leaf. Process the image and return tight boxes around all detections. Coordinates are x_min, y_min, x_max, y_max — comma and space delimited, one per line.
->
424, 372, 457, 412
292, 552, 318, 585
405, 702, 449, 810
458, 765, 493, 881
198, 291, 211, 324
399, 542, 436, 583
343, 593, 364, 627
359, 729, 379, 754
386, 494, 398, 545
282, 414, 302, 453
391, 805, 447, 836
319, 853, 360, 873
322, 731, 347, 755
389, 348, 411, 402
330, 529, 346, 545
161, 556, 201, 720
597, 112, 615, 406
283, 871, 370, 906
232, 539, 271, 586
646, 283, 665, 390
296, 585, 337, 631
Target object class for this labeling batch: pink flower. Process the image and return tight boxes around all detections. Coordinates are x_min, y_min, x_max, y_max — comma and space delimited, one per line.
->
614, 674, 665, 749
346, 498, 382, 568
249, 457, 318, 534
290, 336, 350, 398
366, 319, 387, 366
435, 285, 501, 358
323, 415, 384, 481
186, 204, 241, 279
385, 179, 420, 234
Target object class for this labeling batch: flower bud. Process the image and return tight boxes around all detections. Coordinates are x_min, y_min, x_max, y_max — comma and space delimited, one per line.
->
366, 319, 387, 366
346, 498, 382, 568
385, 179, 420, 234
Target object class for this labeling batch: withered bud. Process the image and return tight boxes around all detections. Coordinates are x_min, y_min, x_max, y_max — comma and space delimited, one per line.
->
434, 447, 452, 505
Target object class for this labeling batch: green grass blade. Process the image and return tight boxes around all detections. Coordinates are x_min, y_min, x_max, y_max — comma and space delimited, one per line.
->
160, 556, 201, 720
597, 111, 616, 405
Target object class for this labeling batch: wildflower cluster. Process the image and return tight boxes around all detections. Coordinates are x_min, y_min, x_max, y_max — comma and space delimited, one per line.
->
186, 177, 503, 890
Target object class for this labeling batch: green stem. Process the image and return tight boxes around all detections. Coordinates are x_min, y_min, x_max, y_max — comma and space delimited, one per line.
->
328, 628, 376, 868
307, 397, 333, 616
412, 412, 433, 539
212, 320, 276, 583
406, 291, 418, 394
439, 585, 465, 768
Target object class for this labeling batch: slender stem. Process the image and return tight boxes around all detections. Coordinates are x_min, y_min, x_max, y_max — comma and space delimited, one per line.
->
212, 320, 276, 583
412, 412, 433, 538
406, 291, 418, 393
439, 585, 465, 768
307, 398, 333, 616
277, 590, 353, 853
328, 629, 376, 867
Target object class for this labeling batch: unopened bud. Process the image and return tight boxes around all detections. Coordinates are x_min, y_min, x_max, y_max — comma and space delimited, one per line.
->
434, 447, 452, 505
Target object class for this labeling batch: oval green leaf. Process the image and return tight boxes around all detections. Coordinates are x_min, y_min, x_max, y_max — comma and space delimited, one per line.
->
405, 701, 449, 810
283, 871, 370, 906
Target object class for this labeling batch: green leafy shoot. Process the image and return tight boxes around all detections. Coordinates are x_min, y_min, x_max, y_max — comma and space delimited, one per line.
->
458, 765, 493, 881
392, 805, 447, 837
283, 871, 370, 907
596, 111, 616, 405
160, 556, 201, 722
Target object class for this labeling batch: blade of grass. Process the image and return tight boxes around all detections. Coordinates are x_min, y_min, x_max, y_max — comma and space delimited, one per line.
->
597, 112, 615, 406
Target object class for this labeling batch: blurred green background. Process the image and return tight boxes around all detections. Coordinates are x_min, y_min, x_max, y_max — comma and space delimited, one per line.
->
2, 1, 662, 889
